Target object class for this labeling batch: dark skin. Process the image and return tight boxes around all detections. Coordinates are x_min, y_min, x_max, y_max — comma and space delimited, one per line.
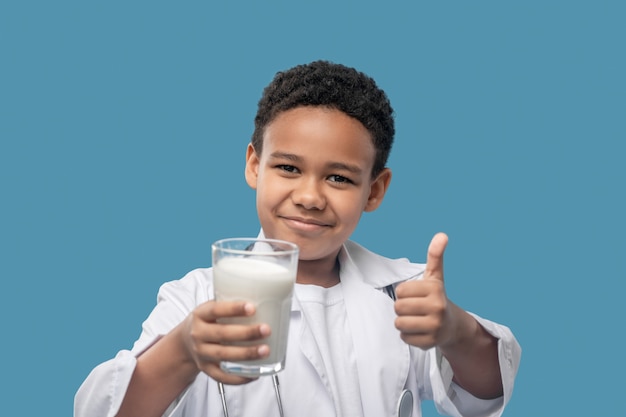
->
394, 233, 502, 399
117, 302, 270, 417
116, 234, 502, 417
115, 107, 502, 416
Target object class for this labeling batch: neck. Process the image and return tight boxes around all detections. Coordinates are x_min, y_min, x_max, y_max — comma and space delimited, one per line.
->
296, 255, 340, 288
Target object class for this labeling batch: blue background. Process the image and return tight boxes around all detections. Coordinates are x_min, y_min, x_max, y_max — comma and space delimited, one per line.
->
1, 1, 624, 416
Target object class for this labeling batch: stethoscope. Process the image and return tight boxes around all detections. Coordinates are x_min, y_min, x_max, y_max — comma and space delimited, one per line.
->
218, 376, 285, 417
217, 377, 414, 417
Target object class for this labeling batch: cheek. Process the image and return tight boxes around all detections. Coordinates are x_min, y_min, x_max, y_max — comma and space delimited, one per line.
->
256, 181, 286, 207
336, 197, 366, 224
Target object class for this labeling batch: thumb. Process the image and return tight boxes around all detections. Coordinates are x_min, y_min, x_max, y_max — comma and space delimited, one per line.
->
424, 232, 448, 282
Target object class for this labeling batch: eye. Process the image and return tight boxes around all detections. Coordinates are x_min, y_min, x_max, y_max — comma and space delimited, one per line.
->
328, 174, 353, 184
276, 164, 299, 174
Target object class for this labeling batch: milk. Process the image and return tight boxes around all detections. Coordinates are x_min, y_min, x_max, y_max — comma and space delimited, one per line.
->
213, 256, 296, 374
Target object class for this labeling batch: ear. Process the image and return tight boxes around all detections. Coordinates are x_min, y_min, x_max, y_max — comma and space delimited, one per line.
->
244, 143, 260, 190
364, 168, 392, 212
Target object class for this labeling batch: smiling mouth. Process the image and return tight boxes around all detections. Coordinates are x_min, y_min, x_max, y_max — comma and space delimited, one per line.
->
281, 216, 332, 229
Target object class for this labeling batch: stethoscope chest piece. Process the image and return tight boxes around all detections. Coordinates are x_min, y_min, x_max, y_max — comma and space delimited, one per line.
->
396, 389, 413, 417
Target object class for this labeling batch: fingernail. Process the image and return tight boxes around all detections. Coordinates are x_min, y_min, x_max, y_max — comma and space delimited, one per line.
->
259, 324, 271, 337
258, 345, 269, 357
244, 303, 255, 315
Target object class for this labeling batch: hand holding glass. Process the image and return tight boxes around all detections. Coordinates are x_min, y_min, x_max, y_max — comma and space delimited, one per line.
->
212, 238, 299, 377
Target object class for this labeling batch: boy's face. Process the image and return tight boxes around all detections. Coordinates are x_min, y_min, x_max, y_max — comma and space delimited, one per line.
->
245, 106, 391, 263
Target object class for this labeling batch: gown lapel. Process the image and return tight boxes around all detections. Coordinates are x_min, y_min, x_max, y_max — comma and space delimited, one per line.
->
290, 238, 424, 417
339, 250, 411, 417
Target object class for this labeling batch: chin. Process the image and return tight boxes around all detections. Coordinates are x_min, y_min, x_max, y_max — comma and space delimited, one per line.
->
297, 245, 341, 263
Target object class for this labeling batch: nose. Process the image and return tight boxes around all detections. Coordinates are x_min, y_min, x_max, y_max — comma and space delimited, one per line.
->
292, 178, 326, 210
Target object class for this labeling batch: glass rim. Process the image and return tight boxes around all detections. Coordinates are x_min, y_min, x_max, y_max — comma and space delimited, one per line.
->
212, 237, 299, 255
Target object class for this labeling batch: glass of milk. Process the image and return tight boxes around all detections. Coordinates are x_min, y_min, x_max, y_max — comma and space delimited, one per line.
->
212, 237, 299, 377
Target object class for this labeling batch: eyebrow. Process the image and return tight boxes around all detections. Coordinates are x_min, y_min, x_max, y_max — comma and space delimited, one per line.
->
269, 152, 364, 174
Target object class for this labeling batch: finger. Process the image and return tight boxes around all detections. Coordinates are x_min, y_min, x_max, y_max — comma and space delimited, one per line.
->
398, 332, 438, 350
197, 300, 256, 322
394, 295, 446, 316
199, 341, 270, 364
203, 363, 259, 385
395, 315, 441, 334
203, 322, 271, 344
424, 232, 448, 282
394, 279, 442, 299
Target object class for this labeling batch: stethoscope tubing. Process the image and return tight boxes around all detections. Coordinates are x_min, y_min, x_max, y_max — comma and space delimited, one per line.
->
218, 375, 285, 417
218, 376, 413, 417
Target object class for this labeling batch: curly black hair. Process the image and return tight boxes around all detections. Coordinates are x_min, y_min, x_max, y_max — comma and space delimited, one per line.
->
251, 60, 395, 178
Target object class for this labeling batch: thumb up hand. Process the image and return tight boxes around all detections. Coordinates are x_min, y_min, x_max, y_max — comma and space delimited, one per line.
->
424, 232, 448, 283
394, 233, 456, 349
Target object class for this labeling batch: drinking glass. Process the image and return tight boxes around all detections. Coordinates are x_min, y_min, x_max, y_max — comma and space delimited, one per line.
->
212, 238, 299, 376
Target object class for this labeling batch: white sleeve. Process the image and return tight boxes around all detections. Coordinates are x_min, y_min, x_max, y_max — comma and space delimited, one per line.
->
427, 314, 522, 417
74, 269, 212, 417
73, 349, 140, 417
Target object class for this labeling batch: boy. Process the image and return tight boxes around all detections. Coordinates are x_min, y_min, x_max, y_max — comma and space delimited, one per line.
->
75, 60, 520, 417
